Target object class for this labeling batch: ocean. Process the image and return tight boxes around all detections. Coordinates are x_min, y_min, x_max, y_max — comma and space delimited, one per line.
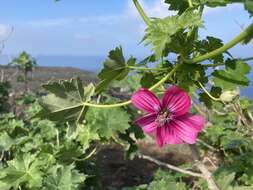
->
0, 54, 252, 97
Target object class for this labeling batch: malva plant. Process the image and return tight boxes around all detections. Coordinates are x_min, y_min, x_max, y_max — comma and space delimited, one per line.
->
1, 0, 253, 190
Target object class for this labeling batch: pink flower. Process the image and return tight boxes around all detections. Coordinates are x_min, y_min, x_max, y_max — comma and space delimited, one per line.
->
131, 86, 205, 147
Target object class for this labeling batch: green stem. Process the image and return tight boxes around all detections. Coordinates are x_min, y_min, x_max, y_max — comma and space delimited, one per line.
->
128, 65, 167, 71
203, 62, 225, 68
149, 63, 180, 90
82, 100, 131, 108
242, 56, 253, 62
82, 64, 181, 108
132, 0, 151, 26
185, 23, 253, 64
198, 82, 221, 102
188, 0, 193, 7
202, 56, 253, 68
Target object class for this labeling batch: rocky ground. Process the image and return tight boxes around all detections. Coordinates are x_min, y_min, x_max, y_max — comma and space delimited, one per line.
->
0, 65, 97, 93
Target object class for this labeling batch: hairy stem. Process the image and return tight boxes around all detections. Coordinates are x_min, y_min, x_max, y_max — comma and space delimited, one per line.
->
185, 23, 253, 64
132, 0, 151, 26
138, 153, 203, 178
82, 100, 132, 108
189, 144, 220, 190
198, 82, 221, 102
188, 0, 193, 7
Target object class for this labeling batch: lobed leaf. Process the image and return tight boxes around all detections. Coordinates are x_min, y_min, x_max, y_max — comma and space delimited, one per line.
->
37, 78, 95, 125
143, 9, 203, 58
96, 46, 136, 92
212, 59, 251, 90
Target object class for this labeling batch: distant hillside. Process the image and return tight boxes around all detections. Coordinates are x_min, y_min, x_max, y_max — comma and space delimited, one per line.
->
0, 65, 97, 92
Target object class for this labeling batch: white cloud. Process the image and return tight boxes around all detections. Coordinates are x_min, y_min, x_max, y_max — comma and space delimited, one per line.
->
203, 3, 242, 16
0, 24, 12, 40
73, 33, 96, 42
26, 0, 170, 28
27, 18, 73, 27
126, 0, 171, 19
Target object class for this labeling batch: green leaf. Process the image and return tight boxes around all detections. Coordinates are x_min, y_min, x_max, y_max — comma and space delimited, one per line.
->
85, 107, 131, 139
77, 124, 100, 150
0, 132, 15, 151
212, 59, 251, 90
143, 9, 202, 58
96, 47, 136, 92
140, 72, 158, 88
37, 78, 95, 125
245, 0, 253, 16
215, 172, 235, 190
43, 164, 86, 190
149, 169, 187, 190
199, 86, 222, 108
55, 142, 83, 164
0, 153, 43, 189
176, 63, 207, 92
165, 0, 233, 14
164, 0, 189, 14
196, 36, 224, 63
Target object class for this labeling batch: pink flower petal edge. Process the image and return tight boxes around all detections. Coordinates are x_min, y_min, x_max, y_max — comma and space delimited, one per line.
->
162, 86, 191, 116
131, 88, 161, 113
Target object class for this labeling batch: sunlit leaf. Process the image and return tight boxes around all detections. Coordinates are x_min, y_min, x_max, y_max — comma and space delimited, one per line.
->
43, 164, 86, 190
212, 59, 251, 90
143, 9, 202, 58
85, 107, 131, 139
0, 153, 43, 189
37, 78, 95, 125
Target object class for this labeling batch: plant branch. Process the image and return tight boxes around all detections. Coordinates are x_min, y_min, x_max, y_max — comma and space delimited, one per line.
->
188, 0, 193, 7
137, 153, 203, 178
242, 56, 253, 62
127, 65, 167, 71
185, 23, 253, 64
201, 56, 253, 68
198, 82, 221, 102
196, 139, 217, 152
189, 144, 220, 190
203, 62, 225, 68
82, 63, 181, 108
132, 0, 151, 26
149, 63, 181, 90
82, 100, 132, 108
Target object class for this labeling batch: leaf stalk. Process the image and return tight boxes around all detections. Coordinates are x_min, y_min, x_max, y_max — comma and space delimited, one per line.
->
185, 23, 253, 64
132, 0, 152, 26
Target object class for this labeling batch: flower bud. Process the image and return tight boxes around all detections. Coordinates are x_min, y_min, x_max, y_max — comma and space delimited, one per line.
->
220, 89, 240, 102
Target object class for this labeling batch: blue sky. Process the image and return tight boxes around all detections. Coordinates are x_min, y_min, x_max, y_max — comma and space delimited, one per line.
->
0, 0, 252, 58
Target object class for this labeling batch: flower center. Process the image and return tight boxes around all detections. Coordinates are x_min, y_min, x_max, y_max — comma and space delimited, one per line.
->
155, 110, 171, 127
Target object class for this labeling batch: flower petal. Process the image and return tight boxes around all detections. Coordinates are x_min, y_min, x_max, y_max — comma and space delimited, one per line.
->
135, 113, 157, 127
156, 127, 166, 147
162, 86, 191, 116
135, 114, 157, 133
131, 88, 161, 113
143, 122, 157, 133
164, 126, 183, 145
171, 114, 205, 144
